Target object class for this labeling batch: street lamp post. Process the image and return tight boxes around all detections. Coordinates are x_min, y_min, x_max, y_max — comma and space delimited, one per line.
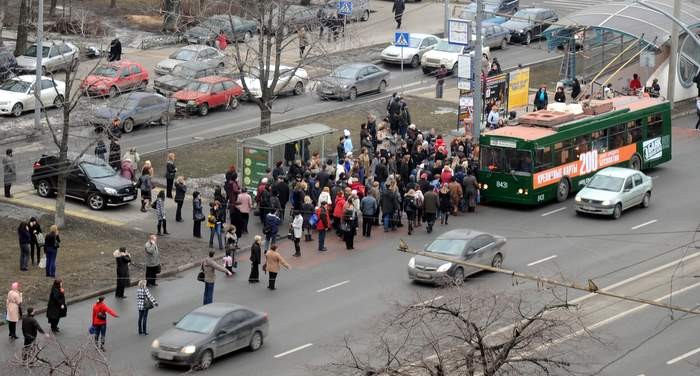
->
668, 0, 680, 108
471, 0, 483, 142
34, 0, 44, 134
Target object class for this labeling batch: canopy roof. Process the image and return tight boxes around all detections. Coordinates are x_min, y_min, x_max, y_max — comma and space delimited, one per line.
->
551, 0, 700, 48
241, 123, 335, 148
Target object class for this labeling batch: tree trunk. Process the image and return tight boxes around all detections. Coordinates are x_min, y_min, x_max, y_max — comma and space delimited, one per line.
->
260, 105, 272, 134
0, 0, 6, 47
110, 0, 116, 8
49, 0, 58, 17
54, 172, 67, 227
14, 0, 29, 57
54, 68, 73, 227
162, 0, 180, 32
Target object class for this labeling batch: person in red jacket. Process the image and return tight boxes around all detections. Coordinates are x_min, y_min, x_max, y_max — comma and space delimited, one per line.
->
332, 192, 346, 237
316, 202, 331, 252
216, 30, 228, 50
629, 73, 642, 95
92, 296, 118, 351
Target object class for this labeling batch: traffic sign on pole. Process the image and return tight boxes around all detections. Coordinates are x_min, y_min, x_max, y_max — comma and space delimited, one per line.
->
338, 1, 353, 16
394, 32, 410, 47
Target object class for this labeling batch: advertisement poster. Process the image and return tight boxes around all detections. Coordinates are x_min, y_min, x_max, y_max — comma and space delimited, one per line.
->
508, 68, 530, 111
484, 73, 508, 114
242, 147, 269, 187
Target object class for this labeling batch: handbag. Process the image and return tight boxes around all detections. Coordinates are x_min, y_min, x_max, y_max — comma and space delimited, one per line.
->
196, 262, 205, 282
35, 232, 45, 246
38, 255, 46, 268
143, 295, 155, 310
88, 325, 96, 335
262, 263, 267, 273
97, 311, 106, 320
287, 225, 294, 240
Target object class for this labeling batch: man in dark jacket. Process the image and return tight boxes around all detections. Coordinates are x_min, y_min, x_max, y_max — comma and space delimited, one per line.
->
422, 188, 438, 233
22, 307, 48, 359
2, 148, 16, 198
263, 210, 281, 252
108, 139, 121, 171
108, 38, 121, 62
380, 189, 397, 232
392, 0, 405, 29
360, 191, 378, 237
272, 176, 290, 221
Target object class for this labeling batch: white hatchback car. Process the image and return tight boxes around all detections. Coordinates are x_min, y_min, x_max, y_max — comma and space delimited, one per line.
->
380, 33, 440, 68
0, 75, 65, 117
575, 167, 652, 219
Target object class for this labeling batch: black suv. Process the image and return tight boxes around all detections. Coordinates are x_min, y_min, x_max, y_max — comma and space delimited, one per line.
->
0, 48, 18, 82
31, 154, 137, 210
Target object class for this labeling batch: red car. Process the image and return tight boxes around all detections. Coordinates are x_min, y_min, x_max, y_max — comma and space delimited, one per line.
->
173, 76, 242, 116
80, 61, 149, 98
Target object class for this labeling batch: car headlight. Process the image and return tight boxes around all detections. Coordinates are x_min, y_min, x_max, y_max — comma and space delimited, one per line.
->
342, 84, 349, 89
575, 196, 582, 202
517, 188, 524, 194
482, 184, 488, 190
519, 29, 524, 33
601, 200, 612, 206
103, 187, 117, 195
151, 339, 160, 349
408, 257, 415, 268
181, 345, 197, 354
187, 100, 196, 106
436, 262, 452, 273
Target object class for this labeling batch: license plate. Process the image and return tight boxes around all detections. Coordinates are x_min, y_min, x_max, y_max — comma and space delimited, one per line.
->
323, 90, 334, 95
416, 272, 431, 279
188, 39, 198, 44
123, 195, 134, 201
158, 351, 174, 360
582, 206, 594, 211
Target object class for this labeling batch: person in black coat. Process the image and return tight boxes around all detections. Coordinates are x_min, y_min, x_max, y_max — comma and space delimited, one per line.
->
249, 236, 262, 283
174, 176, 187, 222
554, 86, 566, 103
18, 221, 31, 271
392, 0, 405, 29
21, 307, 47, 357
108, 38, 122, 62
108, 139, 121, 171
571, 78, 582, 101
113, 247, 131, 299
272, 176, 290, 221
533, 86, 548, 111
28, 217, 42, 266
46, 279, 66, 332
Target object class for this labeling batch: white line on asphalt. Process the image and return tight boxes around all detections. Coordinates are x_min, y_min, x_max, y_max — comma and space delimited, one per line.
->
527, 255, 558, 267
631, 220, 658, 230
413, 296, 444, 307
316, 280, 350, 293
273, 343, 313, 358
666, 346, 700, 365
541, 207, 566, 217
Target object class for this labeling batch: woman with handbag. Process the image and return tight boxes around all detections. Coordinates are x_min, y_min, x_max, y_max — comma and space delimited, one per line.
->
44, 225, 60, 278
192, 191, 204, 238
136, 280, 157, 335
91, 296, 118, 351
249, 235, 262, 283
113, 247, 131, 299
28, 217, 43, 266
6, 282, 22, 340
46, 279, 66, 332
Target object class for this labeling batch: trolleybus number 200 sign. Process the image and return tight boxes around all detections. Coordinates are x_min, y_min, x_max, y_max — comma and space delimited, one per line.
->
532, 144, 637, 190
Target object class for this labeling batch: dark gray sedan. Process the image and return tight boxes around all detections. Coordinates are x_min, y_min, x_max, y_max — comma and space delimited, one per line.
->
315, 63, 389, 100
151, 303, 269, 370
154, 60, 225, 97
92, 92, 174, 133
408, 229, 506, 286
184, 15, 258, 45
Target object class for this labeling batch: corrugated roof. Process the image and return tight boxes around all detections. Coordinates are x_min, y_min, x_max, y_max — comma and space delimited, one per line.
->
242, 123, 336, 147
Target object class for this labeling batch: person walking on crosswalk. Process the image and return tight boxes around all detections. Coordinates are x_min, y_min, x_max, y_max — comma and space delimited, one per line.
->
393, 0, 405, 29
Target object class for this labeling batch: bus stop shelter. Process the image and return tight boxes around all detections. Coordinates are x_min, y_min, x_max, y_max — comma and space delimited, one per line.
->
238, 123, 336, 187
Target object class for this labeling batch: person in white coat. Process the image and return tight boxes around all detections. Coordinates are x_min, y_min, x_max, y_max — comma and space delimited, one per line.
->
291, 211, 303, 257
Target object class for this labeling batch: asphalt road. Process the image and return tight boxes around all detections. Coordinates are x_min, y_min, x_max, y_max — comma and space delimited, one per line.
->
1, 114, 700, 375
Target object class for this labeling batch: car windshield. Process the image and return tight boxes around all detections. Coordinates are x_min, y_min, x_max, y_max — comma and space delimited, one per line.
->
435, 40, 464, 53
480, 146, 533, 174
24, 45, 50, 58
176, 312, 220, 334
202, 19, 228, 30
184, 82, 211, 92
513, 9, 539, 20
94, 66, 118, 78
170, 49, 198, 61
587, 174, 624, 192
426, 239, 469, 256
330, 66, 358, 79
171, 65, 199, 79
81, 162, 115, 179
0, 80, 30, 93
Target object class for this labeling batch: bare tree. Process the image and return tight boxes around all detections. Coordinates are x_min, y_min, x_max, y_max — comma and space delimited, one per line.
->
49, 0, 58, 17
327, 292, 593, 376
14, 0, 30, 56
11, 336, 114, 375
0, 0, 6, 47
162, 0, 181, 32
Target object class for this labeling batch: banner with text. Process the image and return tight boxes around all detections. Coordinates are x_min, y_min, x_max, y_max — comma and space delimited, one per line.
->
508, 67, 530, 111
242, 147, 269, 187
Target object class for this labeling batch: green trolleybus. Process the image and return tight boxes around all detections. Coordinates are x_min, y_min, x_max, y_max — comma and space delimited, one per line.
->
478, 96, 672, 205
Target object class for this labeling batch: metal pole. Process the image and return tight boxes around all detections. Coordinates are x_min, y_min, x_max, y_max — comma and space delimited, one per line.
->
471, 0, 482, 142
667, 0, 680, 109
34, 0, 44, 133
400, 46, 404, 93
444, 0, 449, 36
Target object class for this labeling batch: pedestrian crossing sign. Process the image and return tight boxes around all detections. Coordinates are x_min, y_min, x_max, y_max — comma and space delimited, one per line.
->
394, 32, 410, 47
338, 1, 353, 16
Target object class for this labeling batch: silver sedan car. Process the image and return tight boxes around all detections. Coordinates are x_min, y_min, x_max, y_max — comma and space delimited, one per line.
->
575, 167, 653, 219
155, 45, 225, 76
407, 229, 506, 286
16, 41, 79, 74
315, 63, 389, 101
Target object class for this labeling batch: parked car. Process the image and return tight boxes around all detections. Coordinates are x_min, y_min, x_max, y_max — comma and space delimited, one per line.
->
16, 41, 79, 74
0, 75, 65, 117
421, 39, 490, 74
154, 60, 228, 97
407, 229, 506, 286
575, 167, 652, 219
184, 15, 258, 45
0, 48, 18, 82
455, 3, 509, 25
151, 303, 269, 370
267, 4, 317, 35
380, 33, 440, 68
236, 65, 308, 100
174, 76, 243, 116
478, 24, 512, 50
501, 8, 558, 45
91, 92, 174, 133
155, 45, 225, 76
316, 63, 389, 100
31, 153, 138, 210
321, 0, 371, 22
80, 61, 149, 98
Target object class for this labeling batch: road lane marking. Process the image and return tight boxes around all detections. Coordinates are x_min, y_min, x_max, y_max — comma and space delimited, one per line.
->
667, 346, 700, 365
412, 296, 444, 307
316, 280, 350, 293
541, 207, 566, 216
631, 220, 658, 230
274, 343, 313, 358
527, 255, 558, 267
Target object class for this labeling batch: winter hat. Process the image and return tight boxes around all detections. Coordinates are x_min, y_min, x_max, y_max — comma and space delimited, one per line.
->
343, 129, 350, 137
261, 178, 268, 184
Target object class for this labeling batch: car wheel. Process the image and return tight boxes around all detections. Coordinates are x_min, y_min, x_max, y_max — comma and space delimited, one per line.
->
11, 103, 23, 117
377, 80, 386, 93
53, 95, 64, 108
293, 81, 304, 96
159, 112, 170, 125
196, 349, 214, 370
452, 62, 458, 74
452, 267, 465, 287
37, 179, 52, 197
491, 253, 503, 268
556, 179, 570, 202
218, 62, 225, 68
87, 193, 105, 210
122, 118, 135, 133
108, 86, 118, 98
227, 96, 239, 110
348, 87, 357, 101
361, 9, 370, 21
249, 331, 263, 351
612, 203, 622, 220
630, 154, 642, 170
641, 192, 651, 208
244, 31, 253, 43
199, 103, 209, 116
500, 38, 508, 50
410, 55, 420, 68
421, 67, 431, 75
524, 32, 532, 45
